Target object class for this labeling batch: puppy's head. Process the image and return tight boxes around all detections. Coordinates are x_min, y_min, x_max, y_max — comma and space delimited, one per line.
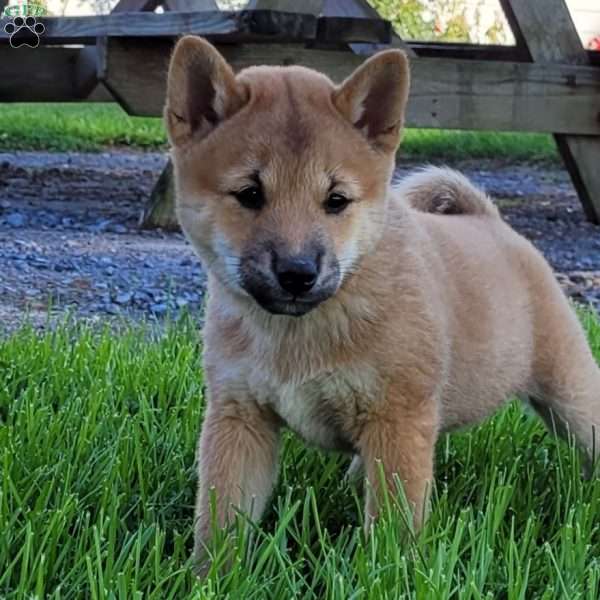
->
165, 37, 409, 317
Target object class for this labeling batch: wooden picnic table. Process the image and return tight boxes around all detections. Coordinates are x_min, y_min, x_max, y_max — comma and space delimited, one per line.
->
1, 0, 599, 226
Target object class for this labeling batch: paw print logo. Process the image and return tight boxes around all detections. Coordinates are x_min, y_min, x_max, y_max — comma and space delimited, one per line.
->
4, 16, 45, 49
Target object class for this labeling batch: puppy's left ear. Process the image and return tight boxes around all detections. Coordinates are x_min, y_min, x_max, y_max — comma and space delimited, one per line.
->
333, 50, 410, 153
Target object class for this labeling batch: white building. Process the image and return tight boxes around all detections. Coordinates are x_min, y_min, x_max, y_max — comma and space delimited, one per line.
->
458, 0, 600, 47
566, 0, 600, 47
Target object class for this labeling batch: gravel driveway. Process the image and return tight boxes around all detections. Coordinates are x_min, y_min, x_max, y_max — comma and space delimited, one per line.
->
1, 150, 599, 332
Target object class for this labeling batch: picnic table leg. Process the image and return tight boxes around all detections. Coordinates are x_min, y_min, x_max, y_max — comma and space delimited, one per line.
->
500, 0, 600, 224
555, 137, 600, 225
139, 159, 180, 231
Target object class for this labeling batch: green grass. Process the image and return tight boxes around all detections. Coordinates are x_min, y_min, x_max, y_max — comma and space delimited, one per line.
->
0, 104, 165, 152
1, 312, 599, 598
400, 129, 558, 162
0, 103, 559, 161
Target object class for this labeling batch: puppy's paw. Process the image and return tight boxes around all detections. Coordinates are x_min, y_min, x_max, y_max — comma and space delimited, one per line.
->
344, 454, 364, 485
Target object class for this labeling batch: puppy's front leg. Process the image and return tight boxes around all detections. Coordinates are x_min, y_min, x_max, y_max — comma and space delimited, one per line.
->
194, 400, 280, 563
358, 400, 438, 533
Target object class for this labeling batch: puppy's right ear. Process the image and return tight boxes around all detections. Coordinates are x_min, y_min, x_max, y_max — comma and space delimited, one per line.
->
164, 36, 248, 146
333, 49, 409, 154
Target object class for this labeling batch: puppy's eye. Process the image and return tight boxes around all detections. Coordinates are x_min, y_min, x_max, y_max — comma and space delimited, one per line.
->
232, 185, 264, 211
324, 192, 352, 215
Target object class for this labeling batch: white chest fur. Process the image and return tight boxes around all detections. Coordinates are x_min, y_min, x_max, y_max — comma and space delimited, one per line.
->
246, 363, 380, 450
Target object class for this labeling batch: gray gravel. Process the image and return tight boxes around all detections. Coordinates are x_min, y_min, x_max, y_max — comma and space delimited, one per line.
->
0, 151, 203, 330
0, 150, 598, 332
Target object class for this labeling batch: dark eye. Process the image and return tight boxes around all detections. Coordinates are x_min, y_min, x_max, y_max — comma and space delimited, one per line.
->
232, 185, 264, 211
324, 192, 352, 215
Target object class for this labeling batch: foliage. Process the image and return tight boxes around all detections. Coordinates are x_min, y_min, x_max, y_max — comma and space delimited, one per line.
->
370, 0, 437, 41
368, 0, 512, 44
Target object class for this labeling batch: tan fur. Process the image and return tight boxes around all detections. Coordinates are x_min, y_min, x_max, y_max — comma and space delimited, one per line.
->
164, 36, 600, 566
399, 166, 499, 217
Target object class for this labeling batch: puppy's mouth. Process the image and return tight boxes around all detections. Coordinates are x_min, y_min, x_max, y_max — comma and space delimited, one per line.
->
244, 283, 337, 316
257, 297, 322, 317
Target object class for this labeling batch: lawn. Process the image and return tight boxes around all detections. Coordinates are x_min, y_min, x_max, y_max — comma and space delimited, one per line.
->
1, 313, 599, 599
0, 103, 559, 162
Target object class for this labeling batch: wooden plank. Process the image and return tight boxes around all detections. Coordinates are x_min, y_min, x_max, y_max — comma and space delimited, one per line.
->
163, 0, 218, 12
100, 38, 600, 137
111, 0, 161, 12
500, 0, 588, 65
501, 0, 600, 224
408, 47, 600, 65
0, 47, 98, 101
409, 41, 527, 62
245, 0, 323, 14
0, 11, 317, 44
247, 0, 396, 50
0, 11, 390, 45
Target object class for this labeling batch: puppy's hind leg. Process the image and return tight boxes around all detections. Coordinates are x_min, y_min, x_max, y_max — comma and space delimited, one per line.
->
530, 320, 600, 477
529, 394, 599, 477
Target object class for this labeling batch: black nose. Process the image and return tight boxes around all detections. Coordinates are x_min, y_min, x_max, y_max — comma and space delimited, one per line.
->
275, 256, 319, 296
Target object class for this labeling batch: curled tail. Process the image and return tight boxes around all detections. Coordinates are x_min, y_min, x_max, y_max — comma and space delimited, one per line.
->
397, 166, 499, 218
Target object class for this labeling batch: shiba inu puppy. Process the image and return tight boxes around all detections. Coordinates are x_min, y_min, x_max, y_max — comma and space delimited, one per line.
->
164, 36, 600, 564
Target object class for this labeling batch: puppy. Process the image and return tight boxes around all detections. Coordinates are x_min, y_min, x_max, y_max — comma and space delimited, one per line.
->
163, 36, 600, 562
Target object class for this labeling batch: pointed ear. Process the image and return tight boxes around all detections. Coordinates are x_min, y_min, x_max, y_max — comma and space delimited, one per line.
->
164, 36, 249, 146
333, 49, 410, 153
